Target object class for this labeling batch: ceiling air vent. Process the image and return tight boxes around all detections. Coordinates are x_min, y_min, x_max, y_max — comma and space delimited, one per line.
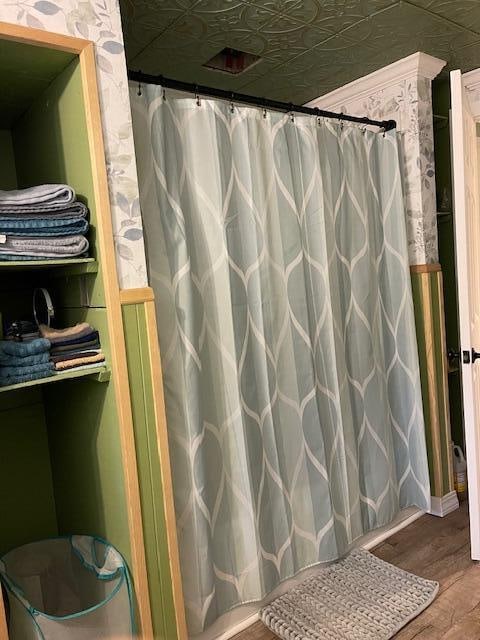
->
203, 48, 260, 75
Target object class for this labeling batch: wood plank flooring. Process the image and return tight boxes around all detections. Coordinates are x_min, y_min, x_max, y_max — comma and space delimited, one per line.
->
233, 502, 477, 640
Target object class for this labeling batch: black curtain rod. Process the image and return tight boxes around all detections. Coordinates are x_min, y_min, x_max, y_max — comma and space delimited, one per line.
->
128, 70, 397, 132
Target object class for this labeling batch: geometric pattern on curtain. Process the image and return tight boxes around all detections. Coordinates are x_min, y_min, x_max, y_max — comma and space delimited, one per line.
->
130, 85, 431, 636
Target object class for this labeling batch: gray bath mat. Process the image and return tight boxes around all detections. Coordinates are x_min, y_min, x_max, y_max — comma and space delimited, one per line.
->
260, 548, 438, 640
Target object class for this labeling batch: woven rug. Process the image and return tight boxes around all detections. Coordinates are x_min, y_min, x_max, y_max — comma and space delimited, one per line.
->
260, 548, 438, 640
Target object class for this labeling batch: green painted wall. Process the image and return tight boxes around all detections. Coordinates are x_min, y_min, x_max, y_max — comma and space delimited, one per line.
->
432, 77, 464, 449
0, 391, 58, 554
122, 303, 178, 640
13, 58, 104, 307
0, 38, 74, 127
0, 130, 17, 190
44, 308, 130, 563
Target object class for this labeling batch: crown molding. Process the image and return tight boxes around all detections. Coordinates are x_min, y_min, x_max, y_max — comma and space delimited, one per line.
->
306, 52, 446, 110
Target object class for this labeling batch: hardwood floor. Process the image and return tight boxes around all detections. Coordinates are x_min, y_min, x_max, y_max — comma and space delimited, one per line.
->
233, 502, 477, 640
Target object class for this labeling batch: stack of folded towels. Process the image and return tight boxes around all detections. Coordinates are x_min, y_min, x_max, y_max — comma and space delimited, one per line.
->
39, 323, 105, 373
0, 338, 53, 386
0, 184, 89, 261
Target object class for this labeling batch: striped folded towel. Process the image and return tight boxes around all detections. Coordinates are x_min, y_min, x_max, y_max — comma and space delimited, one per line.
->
0, 202, 88, 218
0, 235, 89, 258
0, 184, 75, 208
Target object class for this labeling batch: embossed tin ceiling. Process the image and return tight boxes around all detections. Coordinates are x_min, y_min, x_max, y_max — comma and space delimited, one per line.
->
120, 0, 480, 103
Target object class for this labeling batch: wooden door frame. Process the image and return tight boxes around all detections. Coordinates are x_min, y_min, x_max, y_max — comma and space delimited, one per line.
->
450, 68, 480, 560
0, 21, 154, 638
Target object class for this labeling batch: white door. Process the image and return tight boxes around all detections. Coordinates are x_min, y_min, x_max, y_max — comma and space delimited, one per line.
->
451, 69, 480, 559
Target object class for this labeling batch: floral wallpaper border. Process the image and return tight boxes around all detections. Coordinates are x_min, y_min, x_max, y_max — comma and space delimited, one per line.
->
0, 0, 148, 289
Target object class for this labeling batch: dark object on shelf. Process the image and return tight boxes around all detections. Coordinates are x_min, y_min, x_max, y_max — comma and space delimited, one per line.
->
4, 320, 38, 341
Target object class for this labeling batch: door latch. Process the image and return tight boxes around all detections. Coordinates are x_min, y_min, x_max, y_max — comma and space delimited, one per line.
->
449, 349, 480, 364
448, 349, 471, 364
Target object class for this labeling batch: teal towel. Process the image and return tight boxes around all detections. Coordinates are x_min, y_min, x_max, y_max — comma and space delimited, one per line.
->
0, 352, 50, 367
0, 369, 54, 386
0, 338, 50, 360
0, 362, 54, 379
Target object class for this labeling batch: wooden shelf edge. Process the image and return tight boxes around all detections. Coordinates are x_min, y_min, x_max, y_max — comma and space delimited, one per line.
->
0, 365, 110, 393
0, 257, 97, 275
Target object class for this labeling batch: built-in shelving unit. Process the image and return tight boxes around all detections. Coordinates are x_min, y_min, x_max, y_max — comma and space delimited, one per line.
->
0, 22, 153, 639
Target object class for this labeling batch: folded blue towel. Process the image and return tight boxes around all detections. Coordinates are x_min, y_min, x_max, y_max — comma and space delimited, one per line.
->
0, 352, 50, 367
50, 339, 100, 354
0, 362, 54, 379
0, 338, 50, 359
0, 217, 89, 236
49, 330, 99, 348
0, 369, 54, 386
0, 202, 87, 218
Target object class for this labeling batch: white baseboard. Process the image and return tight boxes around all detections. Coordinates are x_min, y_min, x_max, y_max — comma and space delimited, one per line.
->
210, 613, 260, 640
361, 508, 424, 551
428, 490, 459, 517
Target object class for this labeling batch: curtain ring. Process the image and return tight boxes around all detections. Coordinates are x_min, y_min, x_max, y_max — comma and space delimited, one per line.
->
230, 93, 235, 114
362, 126, 367, 135
162, 87, 166, 102
137, 81, 142, 97
288, 104, 295, 123
382, 127, 386, 138
195, 86, 201, 106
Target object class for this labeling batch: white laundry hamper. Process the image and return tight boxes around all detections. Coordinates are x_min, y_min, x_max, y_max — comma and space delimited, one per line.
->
0, 536, 134, 639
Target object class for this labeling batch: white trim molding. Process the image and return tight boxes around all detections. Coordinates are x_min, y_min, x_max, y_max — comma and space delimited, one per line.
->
428, 491, 460, 518
306, 52, 446, 112
305, 51, 446, 266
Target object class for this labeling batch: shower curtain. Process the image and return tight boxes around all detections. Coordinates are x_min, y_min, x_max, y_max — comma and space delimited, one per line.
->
131, 85, 431, 636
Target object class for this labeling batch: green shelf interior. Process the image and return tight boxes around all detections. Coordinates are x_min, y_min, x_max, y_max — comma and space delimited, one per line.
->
0, 365, 110, 393
0, 35, 133, 585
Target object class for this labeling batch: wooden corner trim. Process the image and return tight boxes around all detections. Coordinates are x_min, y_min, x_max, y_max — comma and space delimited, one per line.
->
0, 20, 90, 53
144, 299, 189, 640
120, 287, 155, 305
410, 263, 442, 274
78, 45, 153, 639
